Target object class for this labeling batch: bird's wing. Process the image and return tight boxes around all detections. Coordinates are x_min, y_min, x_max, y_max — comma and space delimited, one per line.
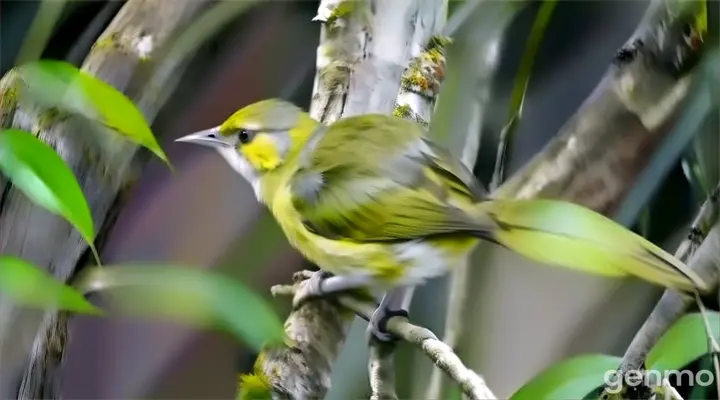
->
289, 115, 487, 242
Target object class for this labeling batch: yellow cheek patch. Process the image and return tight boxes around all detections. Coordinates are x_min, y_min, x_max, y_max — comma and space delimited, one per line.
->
240, 133, 281, 171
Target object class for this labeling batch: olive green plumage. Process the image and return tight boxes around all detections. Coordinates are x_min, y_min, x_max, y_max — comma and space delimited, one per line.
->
290, 115, 487, 242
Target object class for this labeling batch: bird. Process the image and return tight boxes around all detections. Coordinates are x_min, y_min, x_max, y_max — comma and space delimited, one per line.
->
175, 98, 711, 342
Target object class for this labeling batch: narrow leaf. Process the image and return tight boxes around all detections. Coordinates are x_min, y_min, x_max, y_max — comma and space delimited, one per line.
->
75, 265, 285, 351
14, 60, 170, 165
0, 129, 97, 252
646, 312, 720, 372
0, 256, 101, 314
510, 354, 622, 400
14, 0, 68, 65
490, 0, 557, 189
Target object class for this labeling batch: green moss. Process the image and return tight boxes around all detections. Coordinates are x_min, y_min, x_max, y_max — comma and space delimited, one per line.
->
319, 62, 351, 90
35, 107, 69, 133
92, 33, 121, 52
393, 103, 429, 128
1, 70, 22, 112
91, 32, 152, 62
326, 0, 359, 27
237, 373, 272, 400
393, 103, 413, 119
1, 84, 19, 109
426, 35, 452, 52
401, 66, 430, 92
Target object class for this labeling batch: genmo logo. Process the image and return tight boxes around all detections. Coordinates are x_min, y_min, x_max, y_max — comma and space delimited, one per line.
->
604, 369, 715, 394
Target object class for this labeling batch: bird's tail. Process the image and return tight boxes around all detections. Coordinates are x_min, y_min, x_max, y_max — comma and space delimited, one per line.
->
467, 199, 711, 294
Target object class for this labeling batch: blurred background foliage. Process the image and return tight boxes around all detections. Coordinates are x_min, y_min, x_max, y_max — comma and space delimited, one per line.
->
0, 0, 718, 398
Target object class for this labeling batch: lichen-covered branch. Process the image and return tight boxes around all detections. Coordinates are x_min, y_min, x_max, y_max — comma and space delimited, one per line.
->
494, 0, 707, 210
367, 2, 447, 397
237, 1, 371, 397
425, 1, 527, 397
0, 1, 214, 397
392, 34, 450, 128
270, 279, 497, 400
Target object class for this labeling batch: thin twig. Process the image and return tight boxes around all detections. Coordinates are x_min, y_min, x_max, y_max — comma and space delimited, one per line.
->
694, 291, 720, 398
271, 280, 497, 400
615, 184, 720, 380
368, 337, 398, 400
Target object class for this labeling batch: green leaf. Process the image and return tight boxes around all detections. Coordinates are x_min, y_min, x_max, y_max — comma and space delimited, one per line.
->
510, 354, 622, 400
14, 60, 170, 165
74, 265, 284, 351
688, 354, 717, 399
490, 0, 556, 189
0, 129, 98, 256
646, 312, 720, 372
14, 0, 68, 65
0, 256, 101, 314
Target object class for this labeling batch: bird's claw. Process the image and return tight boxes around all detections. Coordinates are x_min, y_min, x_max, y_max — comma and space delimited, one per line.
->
366, 307, 409, 343
292, 270, 333, 309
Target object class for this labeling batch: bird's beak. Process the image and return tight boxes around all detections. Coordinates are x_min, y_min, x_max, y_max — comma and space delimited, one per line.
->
175, 126, 230, 148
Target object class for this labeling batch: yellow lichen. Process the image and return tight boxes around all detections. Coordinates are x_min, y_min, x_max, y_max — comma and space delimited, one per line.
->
35, 108, 66, 133
394, 103, 428, 127
326, 0, 362, 28
92, 33, 121, 52
1, 70, 23, 118
426, 35, 452, 52
237, 373, 272, 400
393, 103, 413, 119
401, 65, 431, 92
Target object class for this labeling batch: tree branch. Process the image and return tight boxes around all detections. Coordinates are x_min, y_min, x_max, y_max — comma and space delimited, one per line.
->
270, 280, 497, 400
494, 0, 706, 211
365, 1, 448, 398
615, 184, 720, 378
0, 1, 216, 397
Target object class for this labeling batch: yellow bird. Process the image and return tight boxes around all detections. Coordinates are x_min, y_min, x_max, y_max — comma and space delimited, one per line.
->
176, 99, 710, 341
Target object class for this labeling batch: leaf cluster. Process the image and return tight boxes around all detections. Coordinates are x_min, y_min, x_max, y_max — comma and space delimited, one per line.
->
0, 60, 283, 352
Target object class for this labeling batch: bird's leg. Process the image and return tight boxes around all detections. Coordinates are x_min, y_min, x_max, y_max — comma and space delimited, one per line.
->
292, 270, 373, 309
367, 286, 415, 342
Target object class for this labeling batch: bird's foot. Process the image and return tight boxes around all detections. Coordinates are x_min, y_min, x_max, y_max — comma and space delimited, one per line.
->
366, 306, 409, 342
365, 287, 415, 342
292, 270, 372, 309
292, 270, 334, 309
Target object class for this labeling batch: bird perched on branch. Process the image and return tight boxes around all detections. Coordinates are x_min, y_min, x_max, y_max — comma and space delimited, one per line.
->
176, 99, 710, 342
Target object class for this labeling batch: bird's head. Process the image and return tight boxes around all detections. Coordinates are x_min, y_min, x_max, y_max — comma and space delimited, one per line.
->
175, 99, 318, 198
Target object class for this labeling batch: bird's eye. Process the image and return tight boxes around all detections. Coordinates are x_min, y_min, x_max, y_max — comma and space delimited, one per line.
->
238, 129, 251, 144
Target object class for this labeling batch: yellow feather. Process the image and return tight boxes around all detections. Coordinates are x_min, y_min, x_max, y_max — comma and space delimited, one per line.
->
241, 133, 282, 171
